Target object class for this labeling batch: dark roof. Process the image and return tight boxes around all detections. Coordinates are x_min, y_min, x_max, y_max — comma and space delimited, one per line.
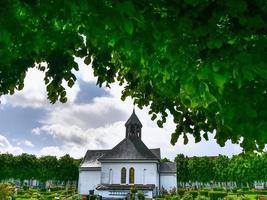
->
160, 162, 176, 173
99, 137, 159, 161
125, 110, 142, 127
96, 184, 155, 191
150, 148, 161, 159
80, 150, 110, 168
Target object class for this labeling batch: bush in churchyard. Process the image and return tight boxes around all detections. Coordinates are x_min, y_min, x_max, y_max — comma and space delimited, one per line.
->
137, 191, 145, 200
182, 192, 193, 200
208, 191, 227, 200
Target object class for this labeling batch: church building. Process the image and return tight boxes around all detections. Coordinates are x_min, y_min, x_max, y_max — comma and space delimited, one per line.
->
78, 110, 177, 198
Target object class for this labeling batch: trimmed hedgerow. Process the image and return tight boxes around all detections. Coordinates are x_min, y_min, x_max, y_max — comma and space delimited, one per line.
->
199, 190, 209, 197
208, 191, 227, 200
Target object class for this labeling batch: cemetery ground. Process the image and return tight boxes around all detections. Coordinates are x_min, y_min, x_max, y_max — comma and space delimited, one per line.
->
1, 183, 267, 200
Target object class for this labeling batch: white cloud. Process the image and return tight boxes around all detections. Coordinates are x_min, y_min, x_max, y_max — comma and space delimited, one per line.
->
34, 121, 125, 158
24, 140, 35, 148
39, 146, 64, 158
3, 67, 80, 108
0, 134, 24, 155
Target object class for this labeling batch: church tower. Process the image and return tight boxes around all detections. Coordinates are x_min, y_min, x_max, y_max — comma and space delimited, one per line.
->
125, 109, 143, 139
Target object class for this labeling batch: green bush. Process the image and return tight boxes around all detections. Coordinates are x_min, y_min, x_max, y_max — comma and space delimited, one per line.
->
137, 191, 145, 200
208, 191, 227, 200
164, 195, 172, 200
50, 187, 63, 192
22, 185, 29, 191
199, 191, 209, 197
189, 191, 199, 198
170, 187, 177, 196
171, 195, 181, 200
182, 192, 193, 200
178, 189, 187, 197
224, 196, 235, 200
256, 191, 267, 195
195, 195, 210, 200
242, 187, 249, 192
232, 188, 237, 193
88, 195, 97, 200
213, 188, 224, 192
40, 188, 47, 192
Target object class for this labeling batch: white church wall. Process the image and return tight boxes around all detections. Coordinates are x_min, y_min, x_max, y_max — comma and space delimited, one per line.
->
78, 170, 101, 195
160, 173, 177, 191
101, 162, 159, 187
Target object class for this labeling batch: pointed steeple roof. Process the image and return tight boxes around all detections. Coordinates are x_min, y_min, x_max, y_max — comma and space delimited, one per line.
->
125, 109, 143, 127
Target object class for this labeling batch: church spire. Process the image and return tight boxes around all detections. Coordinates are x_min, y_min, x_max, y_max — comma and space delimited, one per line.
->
125, 109, 142, 139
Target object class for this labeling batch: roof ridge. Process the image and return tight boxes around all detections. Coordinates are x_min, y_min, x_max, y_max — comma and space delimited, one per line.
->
99, 137, 159, 160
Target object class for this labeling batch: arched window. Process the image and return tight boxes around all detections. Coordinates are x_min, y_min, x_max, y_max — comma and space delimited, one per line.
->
121, 167, 126, 184
129, 167, 135, 184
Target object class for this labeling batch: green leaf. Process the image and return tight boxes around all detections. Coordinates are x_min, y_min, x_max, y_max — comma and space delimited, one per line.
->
84, 56, 91, 65
123, 20, 134, 35
151, 114, 157, 121
67, 80, 74, 88
213, 73, 228, 89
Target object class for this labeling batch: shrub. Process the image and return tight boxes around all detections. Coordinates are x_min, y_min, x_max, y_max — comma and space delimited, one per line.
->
0, 183, 15, 199
224, 196, 235, 200
50, 187, 63, 192
182, 192, 193, 200
195, 195, 210, 200
164, 195, 172, 200
88, 195, 97, 200
170, 187, 177, 196
232, 188, 237, 193
22, 185, 29, 191
178, 189, 187, 197
242, 187, 249, 192
208, 191, 227, 200
199, 191, 209, 197
171, 195, 181, 200
137, 191, 145, 200
213, 188, 224, 192
189, 191, 199, 198
40, 188, 47, 192
161, 187, 169, 196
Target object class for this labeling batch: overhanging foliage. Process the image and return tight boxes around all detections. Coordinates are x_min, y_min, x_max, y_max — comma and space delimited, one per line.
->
0, 0, 266, 151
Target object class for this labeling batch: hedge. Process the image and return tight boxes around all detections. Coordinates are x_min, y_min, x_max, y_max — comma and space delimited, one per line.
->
177, 189, 186, 197
208, 191, 227, 200
189, 191, 199, 198
199, 190, 209, 197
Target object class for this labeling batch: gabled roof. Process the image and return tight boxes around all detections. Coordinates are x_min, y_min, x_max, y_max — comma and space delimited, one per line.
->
160, 162, 176, 173
99, 137, 159, 161
80, 150, 110, 168
150, 148, 161, 159
125, 110, 142, 127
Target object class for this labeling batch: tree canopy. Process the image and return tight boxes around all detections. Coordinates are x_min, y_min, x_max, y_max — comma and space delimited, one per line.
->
0, 153, 80, 183
175, 153, 267, 187
0, 0, 266, 151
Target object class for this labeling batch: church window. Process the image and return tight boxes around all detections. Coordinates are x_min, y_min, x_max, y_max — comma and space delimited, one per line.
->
129, 167, 135, 184
121, 167, 126, 184
109, 169, 113, 184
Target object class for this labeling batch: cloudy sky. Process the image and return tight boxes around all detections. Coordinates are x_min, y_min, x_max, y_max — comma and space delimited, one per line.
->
0, 58, 242, 160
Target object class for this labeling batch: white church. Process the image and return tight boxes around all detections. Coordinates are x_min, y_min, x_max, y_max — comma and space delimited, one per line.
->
78, 110, 177, 198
